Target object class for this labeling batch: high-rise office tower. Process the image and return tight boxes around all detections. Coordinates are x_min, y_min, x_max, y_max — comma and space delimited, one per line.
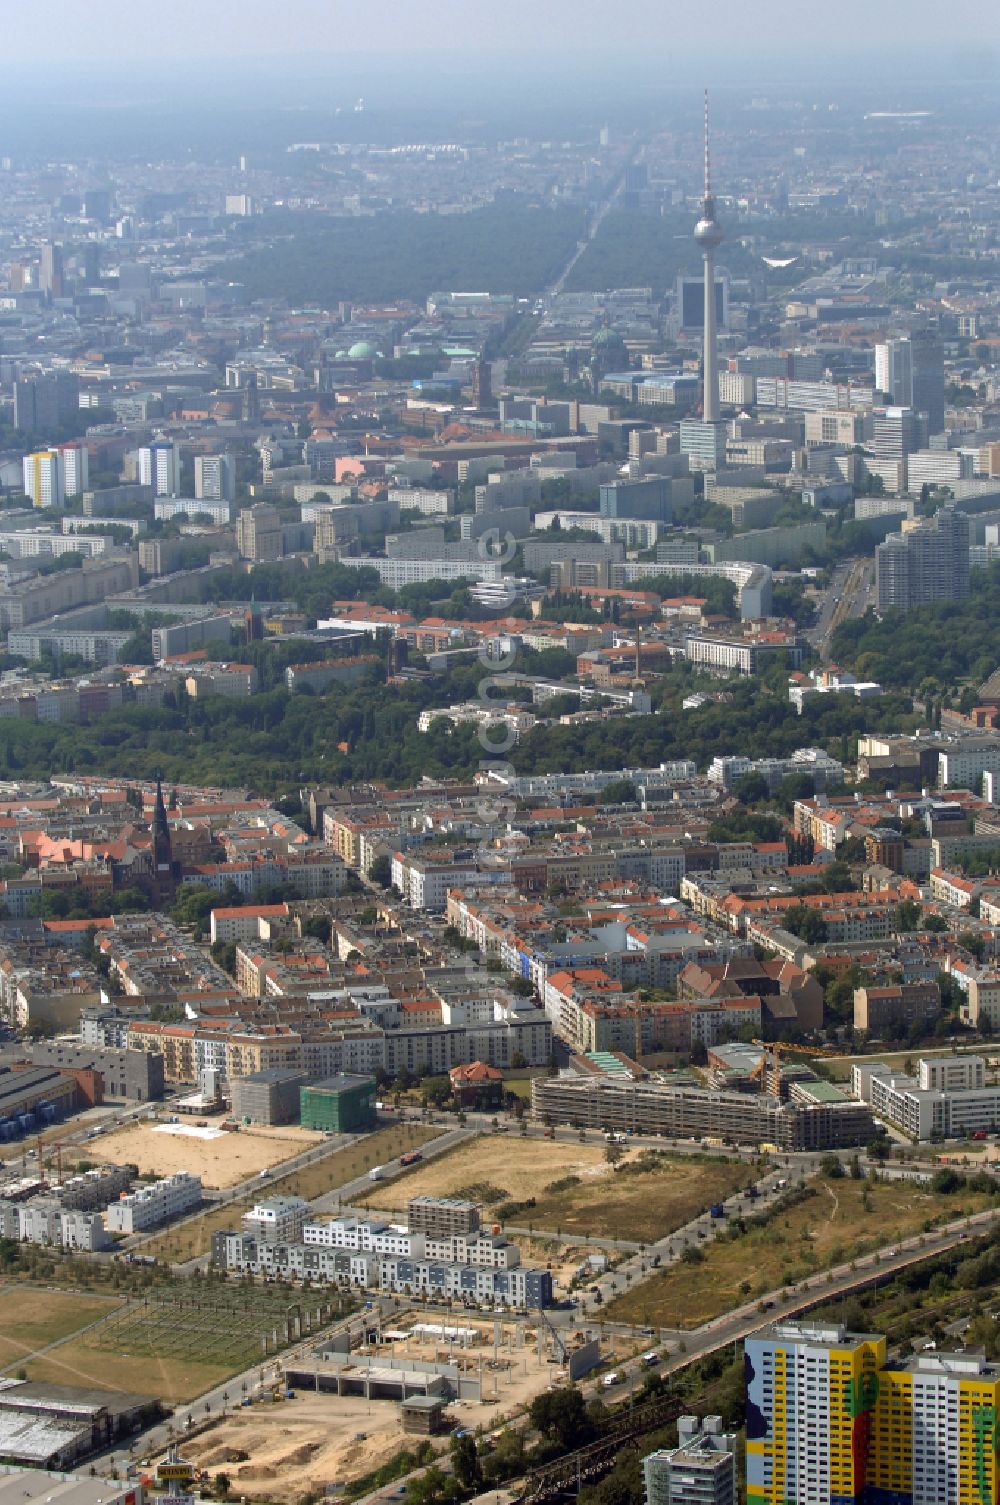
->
694, 90, 724, 424
644, 1417, 736, 1505
118, 262, 153, 300
139, 440, 182, 497
195, 453, 236, 503
39, 243, 64, 298
81, 243, 101, 286
472, 360, 493, 409
875, 335, 945, 436
875, 337, 912, 406
870, 407, 928, 459
745, 1322, 886, 1505
876, 504, 970, 613
13, 373, 78, 434
911, 329, 945, 436
82, 188, 112, 223
676, 274, 728, 335
22, 450, 64, 509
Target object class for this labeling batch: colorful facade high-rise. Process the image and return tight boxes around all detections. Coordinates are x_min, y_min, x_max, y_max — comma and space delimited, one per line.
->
745, 1323, 886, 1505
745, 1322, 1000, 1505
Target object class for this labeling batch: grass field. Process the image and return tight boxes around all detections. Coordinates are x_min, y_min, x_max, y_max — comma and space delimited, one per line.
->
604, 1175, 999, 1329
0, 1287, 122, 1370
820, 1046, 993, 1084
144, 1123, 436, 1262
356, 1136, 754, 1244
23, 1343, 234, 1404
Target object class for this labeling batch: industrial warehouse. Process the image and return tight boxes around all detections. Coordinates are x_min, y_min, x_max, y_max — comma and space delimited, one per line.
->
0, 1065, 75, 1138
0, 1381, 158, 1470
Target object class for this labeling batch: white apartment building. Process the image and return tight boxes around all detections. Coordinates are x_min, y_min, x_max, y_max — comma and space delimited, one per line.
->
242, 1196, 309, 1246
339, 557, 501, 589
14, 1198, 111, 1251
937, 740, 1000, 791
194, 453, 235, 503
154, 497, 231, 525
929, 868, 979, 909
302, 1218, 426, 1257
423, 1231, 521, 1268
138, 441, 181, 497
391, 853, 485, 910
299, 1218, 519, 1269
105, 1171, 202, 1233
482, 763, 697, 800
856, 1055, 1000, 1139
59, 1208, 111, 1251
184, 663, 259, 698
58, 443, 89, 498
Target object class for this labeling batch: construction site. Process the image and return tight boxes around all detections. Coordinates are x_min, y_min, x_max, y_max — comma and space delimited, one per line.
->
178, 1308, 622, 1500
90, 1112, 325, 1189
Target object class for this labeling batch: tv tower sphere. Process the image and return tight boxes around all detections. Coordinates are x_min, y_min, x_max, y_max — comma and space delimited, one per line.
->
694, 212, 724, 248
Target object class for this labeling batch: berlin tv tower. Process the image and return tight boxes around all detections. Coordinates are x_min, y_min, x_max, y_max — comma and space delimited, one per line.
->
693, 89, 724, 423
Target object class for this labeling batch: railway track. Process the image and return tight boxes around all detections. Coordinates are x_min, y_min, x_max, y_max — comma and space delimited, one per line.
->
514, 1391, 684, 1504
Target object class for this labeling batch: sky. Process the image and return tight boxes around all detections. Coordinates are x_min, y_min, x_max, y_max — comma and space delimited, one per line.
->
4, 0, 1000, 68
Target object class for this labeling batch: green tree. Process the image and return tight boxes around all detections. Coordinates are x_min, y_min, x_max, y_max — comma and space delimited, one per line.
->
529, 1387, 593, 1450
600, 778, 638, 805
894, 899, 922, 932
449, 1432, 481, 1490
781, 905, 828, 944
302, 915, 332, 944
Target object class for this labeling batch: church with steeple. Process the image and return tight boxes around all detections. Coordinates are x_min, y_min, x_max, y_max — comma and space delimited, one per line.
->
151, 775, 175, 905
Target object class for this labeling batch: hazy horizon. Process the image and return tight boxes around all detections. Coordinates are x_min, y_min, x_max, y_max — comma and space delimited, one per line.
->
2, 0, 999, 71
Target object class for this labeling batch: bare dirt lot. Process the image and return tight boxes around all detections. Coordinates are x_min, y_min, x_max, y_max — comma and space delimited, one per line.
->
177, 1312, 621, 1497
356, 1135, 754, 1244
183, 1390, 436, 1498
91, 1113, 325, 1189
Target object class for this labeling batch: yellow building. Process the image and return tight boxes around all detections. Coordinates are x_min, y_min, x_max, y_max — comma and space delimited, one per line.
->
746, 1323, 1000, 1505
870, 1351, 1000, 1505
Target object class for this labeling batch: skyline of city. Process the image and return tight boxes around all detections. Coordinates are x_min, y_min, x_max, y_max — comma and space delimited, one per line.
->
3, 32, 1000, 1505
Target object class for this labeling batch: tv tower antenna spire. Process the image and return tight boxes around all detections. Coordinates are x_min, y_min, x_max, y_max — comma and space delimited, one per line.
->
704, 87, 711, 200
693, 88, 724, 424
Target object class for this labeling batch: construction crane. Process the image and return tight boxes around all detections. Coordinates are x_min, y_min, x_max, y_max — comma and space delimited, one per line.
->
749, 1039, 843, 1097
537, 1305, 568, 1365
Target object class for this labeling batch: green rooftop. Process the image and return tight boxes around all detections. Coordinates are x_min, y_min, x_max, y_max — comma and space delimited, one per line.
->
795, 1079, 849, 1104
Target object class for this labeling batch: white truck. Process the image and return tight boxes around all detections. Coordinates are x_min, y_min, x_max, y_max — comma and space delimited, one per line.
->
369, 1165, 384, 1182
